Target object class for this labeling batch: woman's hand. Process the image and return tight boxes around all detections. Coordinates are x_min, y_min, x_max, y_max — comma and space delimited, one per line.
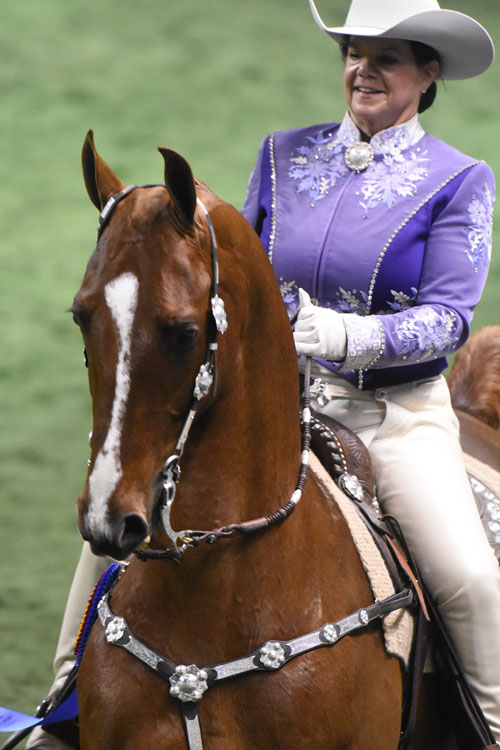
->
293, 289, 347, 361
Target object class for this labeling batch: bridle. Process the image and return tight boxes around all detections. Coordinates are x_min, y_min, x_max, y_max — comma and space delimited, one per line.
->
94, 184, 313, 561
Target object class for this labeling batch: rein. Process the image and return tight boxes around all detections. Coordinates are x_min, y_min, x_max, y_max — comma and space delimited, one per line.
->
95, 185, 312, 562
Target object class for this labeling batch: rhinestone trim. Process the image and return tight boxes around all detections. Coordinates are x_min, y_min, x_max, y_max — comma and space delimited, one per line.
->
268, 132, 278, 264
365, 162, 479, 316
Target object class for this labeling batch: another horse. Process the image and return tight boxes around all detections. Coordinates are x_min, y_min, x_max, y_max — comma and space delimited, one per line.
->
74, 132, 404, 749
448, 326, 500, 470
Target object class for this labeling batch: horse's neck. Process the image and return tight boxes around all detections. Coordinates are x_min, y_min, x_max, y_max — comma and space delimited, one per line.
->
172, 366, 302, 532
458, 409, 500, 471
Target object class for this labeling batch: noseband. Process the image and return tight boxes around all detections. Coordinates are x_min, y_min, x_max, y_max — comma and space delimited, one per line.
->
95, 185, 312, 560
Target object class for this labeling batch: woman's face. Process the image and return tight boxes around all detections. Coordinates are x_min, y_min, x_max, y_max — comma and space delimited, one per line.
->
343, 37, 439, 136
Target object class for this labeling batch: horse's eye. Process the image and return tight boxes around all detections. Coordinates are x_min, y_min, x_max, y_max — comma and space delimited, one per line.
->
72, 309, 91, 332
175, 325, 199, 349
162, 321, 199, 352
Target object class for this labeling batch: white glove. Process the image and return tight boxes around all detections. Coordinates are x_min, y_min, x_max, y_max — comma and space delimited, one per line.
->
293, 288, 347, 361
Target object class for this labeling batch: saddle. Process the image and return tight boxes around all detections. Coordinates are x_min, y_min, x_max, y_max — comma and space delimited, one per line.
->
310, 409, 498, 750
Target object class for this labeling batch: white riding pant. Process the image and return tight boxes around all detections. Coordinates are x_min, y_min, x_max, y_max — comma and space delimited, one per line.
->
26, 545, 109, 749
27, 372, 500, 746
310, 369, 500, 741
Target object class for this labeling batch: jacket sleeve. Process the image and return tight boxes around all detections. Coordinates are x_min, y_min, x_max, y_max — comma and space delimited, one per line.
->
339, 161, 495, 372
241, 135, 270, 234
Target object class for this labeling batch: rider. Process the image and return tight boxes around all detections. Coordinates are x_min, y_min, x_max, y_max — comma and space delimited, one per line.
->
242, 0, 500, 743
26, 0, 500, 747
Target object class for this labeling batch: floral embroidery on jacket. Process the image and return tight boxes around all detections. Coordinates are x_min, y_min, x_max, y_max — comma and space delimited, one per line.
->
279, 279, 301, 322
386, 288, 418, 312
465, 183, 494, 272
336, 287, 369, 314
359, 151, 429, 215
289, 133, 348, 203
289, 114, 428, 210
394, 308, 459, 361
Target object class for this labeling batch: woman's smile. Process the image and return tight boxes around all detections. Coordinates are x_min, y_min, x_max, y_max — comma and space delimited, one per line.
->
344, 37, 438, 136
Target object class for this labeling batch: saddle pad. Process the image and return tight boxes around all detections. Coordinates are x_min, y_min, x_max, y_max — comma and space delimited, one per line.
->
465, 452, 500, 560
310, 453, 414, 668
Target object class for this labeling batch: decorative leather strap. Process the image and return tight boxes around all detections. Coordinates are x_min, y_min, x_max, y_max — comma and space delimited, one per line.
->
97, 587, 413, 750
181, 704, 204, 750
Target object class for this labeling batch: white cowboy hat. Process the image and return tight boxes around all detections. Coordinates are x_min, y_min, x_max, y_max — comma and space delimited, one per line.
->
308, 0, 494, 80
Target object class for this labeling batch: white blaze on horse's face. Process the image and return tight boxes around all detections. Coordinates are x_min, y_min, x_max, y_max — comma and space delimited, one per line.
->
87, 272, 139, 532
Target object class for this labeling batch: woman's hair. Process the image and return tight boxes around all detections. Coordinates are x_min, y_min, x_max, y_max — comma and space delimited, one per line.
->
340, 36, 441, 114
410, 41, 441, 113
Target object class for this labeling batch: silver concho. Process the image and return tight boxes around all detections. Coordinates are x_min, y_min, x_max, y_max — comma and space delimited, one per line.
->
259, 641, 286, 670
169, 664, 209, 703
322, 623, 339, 643
359, 609, 369, 626
211, 294, 228, 334
339, 472, 364, 502
344, 142, 374, 172
193, 363, 213, 401
104, 616, 127, 644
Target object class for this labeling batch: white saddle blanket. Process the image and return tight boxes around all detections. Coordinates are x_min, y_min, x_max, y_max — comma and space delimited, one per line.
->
310, 453, 414, 668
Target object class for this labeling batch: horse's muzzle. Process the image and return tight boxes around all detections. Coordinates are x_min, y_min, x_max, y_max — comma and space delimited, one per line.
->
79, 511, 150, 560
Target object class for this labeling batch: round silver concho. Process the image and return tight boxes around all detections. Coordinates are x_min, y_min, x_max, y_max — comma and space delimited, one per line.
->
322, 623, 339, 644
169, 664, 209, 703
104, 616, 127, 644
344, 142, 374, 172
259, 641, 286, 670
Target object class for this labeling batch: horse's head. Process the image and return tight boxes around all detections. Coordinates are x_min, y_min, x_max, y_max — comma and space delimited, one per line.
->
73, 132, 299, 560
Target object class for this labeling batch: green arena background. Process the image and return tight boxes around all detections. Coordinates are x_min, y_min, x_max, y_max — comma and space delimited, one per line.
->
0, 0, 498, 733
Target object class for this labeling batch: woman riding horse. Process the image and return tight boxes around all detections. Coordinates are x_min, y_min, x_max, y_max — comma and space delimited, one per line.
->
26, 0, 499, 747
242, 0, 500, 744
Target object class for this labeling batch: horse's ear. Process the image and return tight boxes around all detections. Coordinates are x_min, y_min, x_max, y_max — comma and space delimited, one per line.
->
82, 130, 125, 210
158, 147, 197, 228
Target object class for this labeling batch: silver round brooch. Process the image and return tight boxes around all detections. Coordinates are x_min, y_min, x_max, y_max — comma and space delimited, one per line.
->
344, 142, 374, 172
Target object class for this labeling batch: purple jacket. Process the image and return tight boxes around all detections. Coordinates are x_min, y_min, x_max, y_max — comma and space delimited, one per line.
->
242, 113, 495, 389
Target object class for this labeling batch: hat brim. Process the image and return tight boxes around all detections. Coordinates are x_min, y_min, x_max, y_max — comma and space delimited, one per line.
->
321, 9, 494, 80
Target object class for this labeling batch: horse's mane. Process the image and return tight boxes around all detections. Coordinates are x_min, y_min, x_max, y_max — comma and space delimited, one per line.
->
448, 326, 500, 430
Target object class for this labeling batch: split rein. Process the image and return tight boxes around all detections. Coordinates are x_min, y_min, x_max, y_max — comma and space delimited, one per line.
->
96, 184, 313, 563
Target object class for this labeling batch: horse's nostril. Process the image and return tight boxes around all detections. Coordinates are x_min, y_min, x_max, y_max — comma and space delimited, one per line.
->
120, 514, 149, 550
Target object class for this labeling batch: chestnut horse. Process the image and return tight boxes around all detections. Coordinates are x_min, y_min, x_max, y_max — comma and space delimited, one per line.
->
74, 132, 405, 750
449, 326, 500, 470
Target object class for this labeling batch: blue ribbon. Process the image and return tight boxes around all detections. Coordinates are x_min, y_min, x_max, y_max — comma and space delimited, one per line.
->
0, 689, 78, 733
